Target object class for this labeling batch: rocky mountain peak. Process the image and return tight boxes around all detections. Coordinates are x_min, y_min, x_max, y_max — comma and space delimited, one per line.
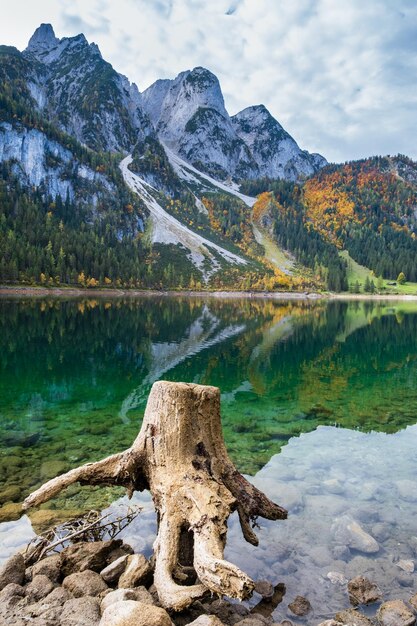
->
26, 23, 59, 53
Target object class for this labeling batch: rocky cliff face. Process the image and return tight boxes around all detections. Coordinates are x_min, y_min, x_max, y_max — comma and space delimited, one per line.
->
22, 24, 153, 152
142, 67, 258, 180
142, 67, 326, 181
231, 105, 327, 181
0, 121, 115, 204
1, 23, 327, 194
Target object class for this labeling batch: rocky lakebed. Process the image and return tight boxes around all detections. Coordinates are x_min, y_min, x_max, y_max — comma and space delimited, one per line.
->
1, 534, 417, 626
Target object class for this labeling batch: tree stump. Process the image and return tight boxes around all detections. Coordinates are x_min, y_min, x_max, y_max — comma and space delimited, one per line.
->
23, 381, 287, 610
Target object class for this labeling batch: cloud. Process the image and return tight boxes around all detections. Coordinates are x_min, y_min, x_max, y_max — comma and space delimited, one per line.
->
1, 0, 416, 162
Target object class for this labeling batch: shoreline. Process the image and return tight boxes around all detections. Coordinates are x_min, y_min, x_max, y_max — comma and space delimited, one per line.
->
1, 285, 417, 301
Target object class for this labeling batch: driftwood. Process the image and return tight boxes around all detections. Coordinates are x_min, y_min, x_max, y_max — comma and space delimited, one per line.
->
23, 381, 287, 610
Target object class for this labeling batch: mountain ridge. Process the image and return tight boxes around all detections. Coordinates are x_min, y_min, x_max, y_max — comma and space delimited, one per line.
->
1, 23, 417, 294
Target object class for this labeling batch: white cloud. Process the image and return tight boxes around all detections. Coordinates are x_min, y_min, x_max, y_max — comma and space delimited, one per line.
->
0, 0, 416, 162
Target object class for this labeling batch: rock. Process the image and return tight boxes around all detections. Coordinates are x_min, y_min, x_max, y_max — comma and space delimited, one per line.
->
0, 552, 25, 590
348, 575, 381, 606
25, 574, 55, 601
332, 545, 351, 560
377, 599, 416, 626
208, 599, 250, 625
19, 586, 71, 624
331, 515, 379, 554
287, 595, 311, 616
99, 600, 173, 625
32, 554, 62, 583
0, 502, 22, 522
40, 459, 68, 479
61, 596, 101, 626
335, 608, 374, 625
0, 484, 21, 504
61, 540, 127, 576
100, 554, 129, 584
317, 622, 339, 626
396, 572, 414, 587
63, 569, 108, 597
254, 580, 274, 599
101, 587, 155, 613
398, 560, 415, 573
188, 617, 225, 626
118, 554, 153, 588
326, 571, 348, 585
0, 582, 25, 601
396, 480, 417, 502
234, 617, 270, 626
410, 593, 417, 611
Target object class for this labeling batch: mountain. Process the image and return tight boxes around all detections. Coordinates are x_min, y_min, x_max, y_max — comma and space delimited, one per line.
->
231, 105, 327, 181
142, 67, 258, 180
2, 23, 417, 294
142, 66, 326, 182
22, 24, 153, 152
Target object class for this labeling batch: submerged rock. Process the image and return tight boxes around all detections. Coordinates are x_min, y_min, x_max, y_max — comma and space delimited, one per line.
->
334, 608, 374, 625
347, 575, 381, 606
287, 595, 311, 616
377, 599, 416, 626
331, 515, 379, 553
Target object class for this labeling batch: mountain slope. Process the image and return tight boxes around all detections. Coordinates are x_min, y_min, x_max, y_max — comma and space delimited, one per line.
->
232, 105, 326, 181
22, 24, 153, 152
142, 67, 326, 182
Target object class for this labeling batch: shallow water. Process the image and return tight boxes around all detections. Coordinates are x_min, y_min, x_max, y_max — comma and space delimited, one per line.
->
1, 296, 417, 621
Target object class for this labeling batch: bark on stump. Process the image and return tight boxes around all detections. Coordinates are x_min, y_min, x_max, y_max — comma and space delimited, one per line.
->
23, 381, 287, 610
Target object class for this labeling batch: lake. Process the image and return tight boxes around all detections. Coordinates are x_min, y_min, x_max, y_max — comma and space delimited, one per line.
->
1, 295, 417, 622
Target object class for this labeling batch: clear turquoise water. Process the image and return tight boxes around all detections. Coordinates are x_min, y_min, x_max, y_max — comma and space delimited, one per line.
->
1, 295, 417, 622
1, 296, 417, 514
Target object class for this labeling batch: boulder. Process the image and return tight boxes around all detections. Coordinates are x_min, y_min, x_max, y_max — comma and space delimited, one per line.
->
118, 554, 153, 589
377, 599, 416, 626
0, 582, 25, 602
101, 587, 155, 613
254, 580, 274, 599
331, 515, 379, 554
99, 600, 173, 625
32, 553, 62, 582
60, 596, 101, 626
63, 570, 108, 597
335, 608, 374, 625
187, 617, 225, 626
61, 540, 128, 576
0, 552, 25, 590
100, 554, 129, 584
287, 595, 311, 616
398, 560, 415, 573
348, 575, 381, 605
207, 598, 250, 624
25, 574, 55, 601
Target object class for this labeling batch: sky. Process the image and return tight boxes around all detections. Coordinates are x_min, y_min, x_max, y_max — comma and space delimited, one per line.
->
1, 0, 416, 163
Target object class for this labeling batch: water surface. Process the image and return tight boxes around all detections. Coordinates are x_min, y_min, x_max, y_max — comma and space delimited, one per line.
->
1, 296, 417, 621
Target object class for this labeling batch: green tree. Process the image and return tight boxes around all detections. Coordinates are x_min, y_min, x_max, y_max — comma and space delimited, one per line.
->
397, 272, 406, 284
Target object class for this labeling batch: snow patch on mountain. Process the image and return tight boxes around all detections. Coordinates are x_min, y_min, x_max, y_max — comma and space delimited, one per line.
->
120, 154, 247, 279
164, 144, 256, 207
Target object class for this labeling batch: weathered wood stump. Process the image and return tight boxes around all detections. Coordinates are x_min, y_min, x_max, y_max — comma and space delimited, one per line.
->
23, 381, 287, 610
